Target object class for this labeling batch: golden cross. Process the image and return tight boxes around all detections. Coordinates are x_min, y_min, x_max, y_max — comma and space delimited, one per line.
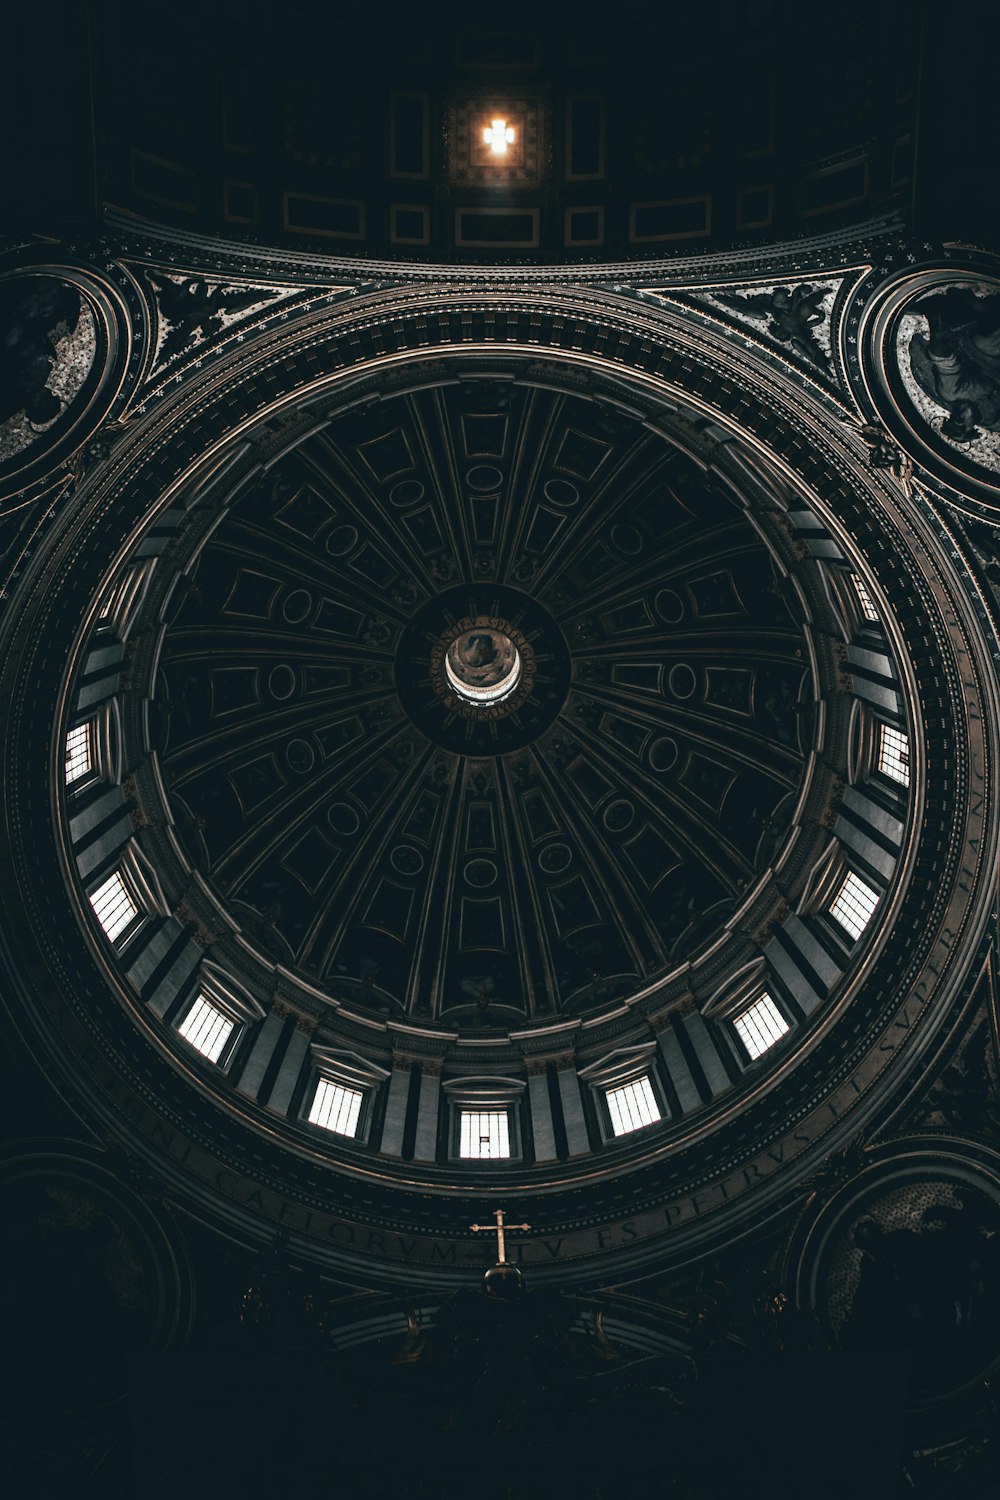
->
470, 1208, 531, 1264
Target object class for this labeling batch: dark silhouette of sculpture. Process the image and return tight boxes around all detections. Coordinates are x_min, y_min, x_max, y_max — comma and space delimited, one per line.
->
907, 286, 1000, 444
148, 273, 270, 365
718, 283, 830, 368
841, 1193, 1000, 1396
858, 424, 915, 493
0, 276, 83, 429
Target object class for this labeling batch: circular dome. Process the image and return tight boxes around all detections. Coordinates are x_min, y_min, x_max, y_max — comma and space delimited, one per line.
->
124, 372, 821, 1026
3, 281, 992, 1285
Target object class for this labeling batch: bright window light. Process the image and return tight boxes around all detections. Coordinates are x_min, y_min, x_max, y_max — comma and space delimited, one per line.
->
460, 1109, 510, 1159
309, 1078, 363, 1137
850, 573, 879, 622
605, 1076, 661, 1137
830, 870, 880, 940
89, 871, 139, 942
65, 723, 92, 783
483, 117, 515, 155
734, 993, 790, 1060
878, 724, 910, 786
178, 995, 235, 1063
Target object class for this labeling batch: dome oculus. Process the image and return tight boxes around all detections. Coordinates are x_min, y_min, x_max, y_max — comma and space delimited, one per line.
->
445, 626, 522, 704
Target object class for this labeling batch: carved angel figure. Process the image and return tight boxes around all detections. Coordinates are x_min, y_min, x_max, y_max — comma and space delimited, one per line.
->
858, 425, 915, 495
461, 974, 497, 1012
148, 274, 268, 365
907, 286, 1000, 445
718, 283, 830, 368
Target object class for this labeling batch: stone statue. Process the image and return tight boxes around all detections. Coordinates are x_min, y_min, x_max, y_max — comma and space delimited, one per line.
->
718, 283, 830, 368
858, 425, 915, 494
148, 273, 268, 365
0, 276, 82, 428
907, 285, 1000, 444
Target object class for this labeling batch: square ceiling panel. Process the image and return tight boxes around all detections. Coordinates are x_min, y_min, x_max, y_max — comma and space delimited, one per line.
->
448, 97, 545, 189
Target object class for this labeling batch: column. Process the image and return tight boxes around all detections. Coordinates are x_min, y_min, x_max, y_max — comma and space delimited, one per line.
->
654, 1018, 702, 1114
379, 1056, 413, 1156
413, 1059, 442, 1162
235, 1010, 286, 1100
266, 1025, 311, 1115
555, 1060, 590, 1157
526, 1063, 557, 1162
680, 1012, 731, 1097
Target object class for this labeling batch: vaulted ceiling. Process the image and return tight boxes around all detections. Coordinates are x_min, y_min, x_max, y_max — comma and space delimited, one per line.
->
5, 0, 944, 255
152, 378, 810, 1021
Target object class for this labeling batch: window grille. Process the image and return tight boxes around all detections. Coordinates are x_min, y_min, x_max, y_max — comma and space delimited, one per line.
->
877, 724, 910, 786
459, 1109, 511, 1159
178, 995, 234, 1063
829, 870, 879, 940
734, 993, 790, 1060
850, 573, 879, 621
309, 1078, 363, 1137
65, 723, 92, 783
605, 1076, 661, 1137
89, 871, 139, 942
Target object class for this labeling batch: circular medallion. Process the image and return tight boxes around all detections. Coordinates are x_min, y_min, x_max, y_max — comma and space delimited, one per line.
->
853, 259, 1000, 507
0, 262, 144, 500
791, 1142, 1000, 1404
444, 624, 523, 704
396, 584, 569, 753
896, 278, 1000, 472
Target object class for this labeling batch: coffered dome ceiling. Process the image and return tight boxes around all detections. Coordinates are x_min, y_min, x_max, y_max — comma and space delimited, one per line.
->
149, 377, 815, 1027
0, 253, 993, 1288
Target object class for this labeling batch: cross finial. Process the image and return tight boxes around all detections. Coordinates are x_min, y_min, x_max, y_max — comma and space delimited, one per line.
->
470, 1207, 531, 1263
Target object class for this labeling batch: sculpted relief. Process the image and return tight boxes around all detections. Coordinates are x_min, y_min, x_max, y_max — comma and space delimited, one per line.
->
825, 1178, 1000, 1401
0, 273, 96, 465
896, 280, 1000, 471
